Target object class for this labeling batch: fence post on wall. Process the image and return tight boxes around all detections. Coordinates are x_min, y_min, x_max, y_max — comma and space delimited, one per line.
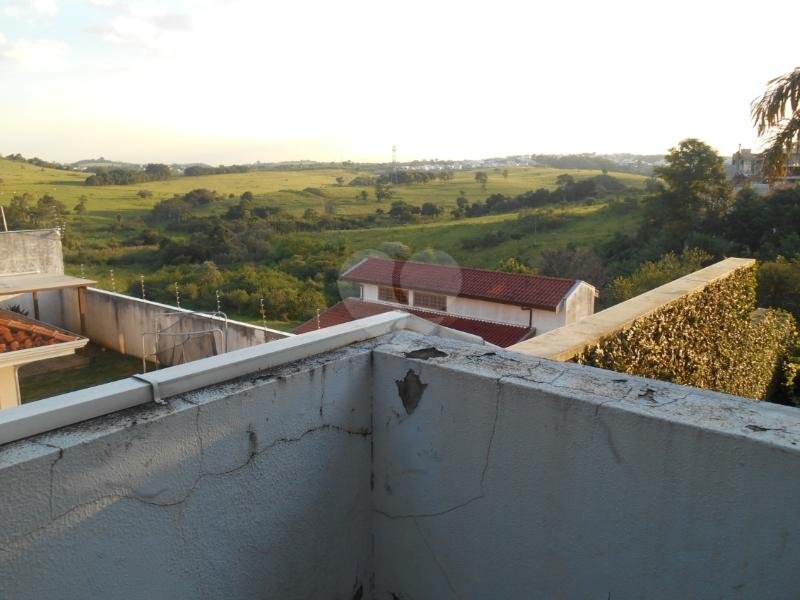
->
77, 286, 87, 335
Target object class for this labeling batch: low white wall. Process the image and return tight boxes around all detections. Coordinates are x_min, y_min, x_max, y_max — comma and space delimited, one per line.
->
0, 346, 374, 599
0, 289, 64, 327
0, 229, 63, 275
61, 288, 289, 364
2, 330, 800, 598
370, 333, 800, 598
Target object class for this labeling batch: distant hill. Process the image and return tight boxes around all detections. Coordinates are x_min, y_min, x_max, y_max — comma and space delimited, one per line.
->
71, 158, 143, 171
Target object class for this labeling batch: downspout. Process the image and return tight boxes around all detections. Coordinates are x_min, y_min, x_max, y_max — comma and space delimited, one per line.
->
521, 306, 533, 329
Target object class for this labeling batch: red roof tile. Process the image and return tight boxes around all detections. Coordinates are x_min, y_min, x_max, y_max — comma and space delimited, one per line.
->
0, 310, 79, 354
294, 299, 531, 348
342, 258, 579, 310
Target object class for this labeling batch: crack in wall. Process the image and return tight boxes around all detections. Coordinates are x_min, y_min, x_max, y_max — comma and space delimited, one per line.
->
413, 516, 460, 599
1, 421, 371, 553
32, 442, 64, 521
374, 375, 503, 521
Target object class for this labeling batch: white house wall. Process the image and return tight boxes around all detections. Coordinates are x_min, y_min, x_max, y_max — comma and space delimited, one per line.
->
359, 283, 566, 333
564, 282, 596, 325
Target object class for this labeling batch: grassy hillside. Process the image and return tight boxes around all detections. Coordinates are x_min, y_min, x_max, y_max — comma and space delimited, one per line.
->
297, 202, 644, 269
0, 157, 646, 223
0, 157, 649, 328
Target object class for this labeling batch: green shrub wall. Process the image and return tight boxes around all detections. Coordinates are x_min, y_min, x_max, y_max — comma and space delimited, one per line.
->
575, 266, 798, 400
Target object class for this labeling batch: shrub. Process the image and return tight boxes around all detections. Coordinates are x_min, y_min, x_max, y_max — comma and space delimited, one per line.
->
575, 265, 798, 400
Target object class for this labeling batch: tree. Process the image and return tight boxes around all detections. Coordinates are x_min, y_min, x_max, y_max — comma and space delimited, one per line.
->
34, 194, 69, 227
606, 248, 712, 305
388, 200, 420, 223
474, 171, 488, 190
555, 174, 575, 187
502, 169, 509, 179
374, 182, 393, 202
496, 257, 535, 274
73, 197, 87, 215
335, 176, 345, 186
378, 241, 411, 260
539, 245, 608, 288
648, 139, 732, 248
751, 67, 800, 178
758, 257, 800, 322
355, 190, 369, 202
420, 202, 441, 217
144, 163, 172, 180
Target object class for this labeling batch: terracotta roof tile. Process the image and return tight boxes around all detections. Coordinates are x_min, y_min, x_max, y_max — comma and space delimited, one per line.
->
294, 299, 531, 348
342, 258, 579, 310
0, 311, 79, 354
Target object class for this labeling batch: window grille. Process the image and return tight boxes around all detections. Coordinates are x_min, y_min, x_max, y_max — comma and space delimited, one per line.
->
413, 291, 447, 312
378, 286, 408, 304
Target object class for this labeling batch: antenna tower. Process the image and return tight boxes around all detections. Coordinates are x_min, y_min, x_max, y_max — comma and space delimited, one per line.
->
392, 144, 397, 184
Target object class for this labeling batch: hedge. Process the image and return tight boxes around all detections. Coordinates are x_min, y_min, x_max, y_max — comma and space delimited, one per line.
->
574, 265, 798, 400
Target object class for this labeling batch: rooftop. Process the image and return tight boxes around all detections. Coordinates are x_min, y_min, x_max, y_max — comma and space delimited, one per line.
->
342, 257, 583, 310
0, 314, 798, 598
0, 310, 80, 355
294, 297, 532, 347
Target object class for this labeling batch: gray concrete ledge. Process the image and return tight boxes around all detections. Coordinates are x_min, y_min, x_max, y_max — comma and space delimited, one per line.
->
509, 257, 756, 361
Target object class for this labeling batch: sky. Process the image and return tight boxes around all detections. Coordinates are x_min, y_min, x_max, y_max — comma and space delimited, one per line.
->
0, 0, 798, 165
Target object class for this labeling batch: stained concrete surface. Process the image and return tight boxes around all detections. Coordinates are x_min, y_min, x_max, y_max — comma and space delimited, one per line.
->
2, 331, 800, 599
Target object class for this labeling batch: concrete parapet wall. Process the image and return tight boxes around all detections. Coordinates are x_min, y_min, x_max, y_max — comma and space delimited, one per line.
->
61, 288, 290, 364
0, 230, 64, 275
371, 332, 800, 598
510, 257, 756, 360
0, 346, 374, 599
1, 330, 799, 598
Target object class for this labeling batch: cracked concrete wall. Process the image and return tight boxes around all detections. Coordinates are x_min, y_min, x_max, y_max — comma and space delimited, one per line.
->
60, 288, 289, 363
3, 330, 800, 599
370, 332, 800, 599
0, 345, 373, 600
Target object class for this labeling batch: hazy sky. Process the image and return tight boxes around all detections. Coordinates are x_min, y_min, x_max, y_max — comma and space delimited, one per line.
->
0, 0, 798, 164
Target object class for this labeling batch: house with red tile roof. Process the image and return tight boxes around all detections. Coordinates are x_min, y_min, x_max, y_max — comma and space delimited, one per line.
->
295, 258, 597, 347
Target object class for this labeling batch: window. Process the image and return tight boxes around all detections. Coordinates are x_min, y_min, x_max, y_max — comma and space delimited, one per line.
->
413, 291, 447, 312
378, 286, 408, 304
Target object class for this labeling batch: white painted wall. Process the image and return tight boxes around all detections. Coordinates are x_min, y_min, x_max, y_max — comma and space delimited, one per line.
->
0, 346, 374, 599
0, 229, 68, 328
360, 282, 567, 332
3, 331, 798, 598
362, 283, 379, 301
564, 281, 596, 325
0, 230, 63, 275
370, 335, 800, 598
0, 290, 65, 327
60, 288, 289, 364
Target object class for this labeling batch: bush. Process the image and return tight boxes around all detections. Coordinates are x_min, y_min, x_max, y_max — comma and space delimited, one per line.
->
575, 265, 798, 400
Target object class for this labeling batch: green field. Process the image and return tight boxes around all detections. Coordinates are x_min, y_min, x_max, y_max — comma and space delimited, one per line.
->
0, 157, 646, 222
0, 157, 649, 327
